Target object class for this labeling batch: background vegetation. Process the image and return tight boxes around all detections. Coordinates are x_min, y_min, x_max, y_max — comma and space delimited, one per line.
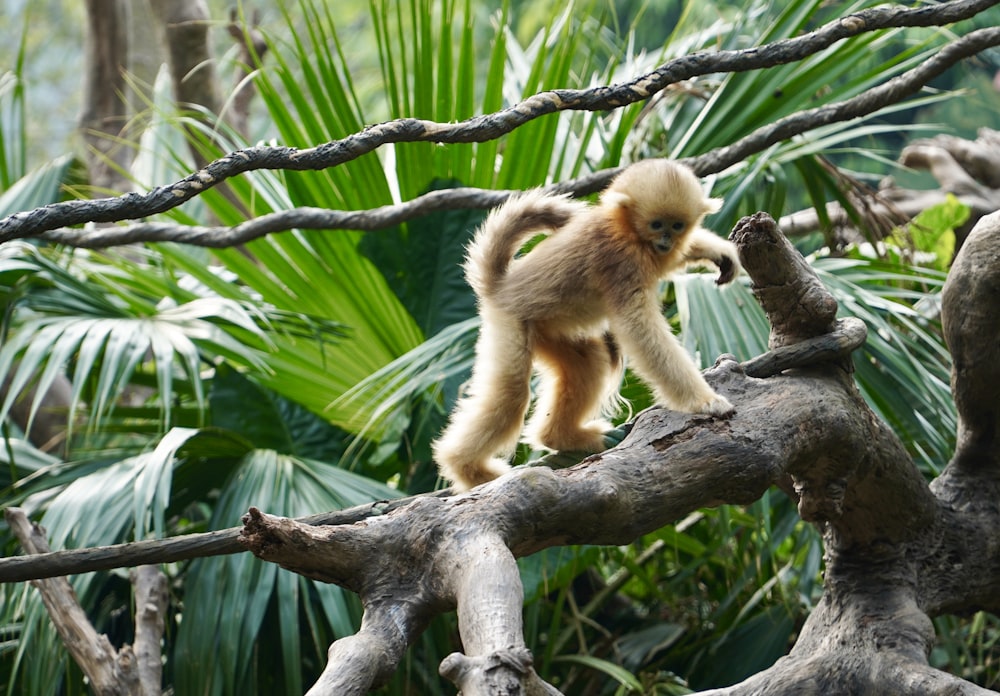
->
1, 0, 998, 693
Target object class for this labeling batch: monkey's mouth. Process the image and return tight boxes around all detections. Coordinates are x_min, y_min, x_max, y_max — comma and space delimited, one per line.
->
653, 236, 674, 253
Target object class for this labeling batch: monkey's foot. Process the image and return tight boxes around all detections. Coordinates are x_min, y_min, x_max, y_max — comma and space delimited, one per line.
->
440, 457, 512, 493
670, 391, 734, 417
530, 421, 611, 454
693, 393, 734, 416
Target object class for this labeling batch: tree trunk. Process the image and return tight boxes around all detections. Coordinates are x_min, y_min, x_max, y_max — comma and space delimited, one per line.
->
80, 0, 132, 193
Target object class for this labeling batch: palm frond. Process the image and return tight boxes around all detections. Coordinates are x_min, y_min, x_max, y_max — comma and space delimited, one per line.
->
173, 449, 399, 695
0, 155, 73, 217
0, 245, 271, 434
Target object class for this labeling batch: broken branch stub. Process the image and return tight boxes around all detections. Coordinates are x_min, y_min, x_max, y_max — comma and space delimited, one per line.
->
730, 212, 839, 349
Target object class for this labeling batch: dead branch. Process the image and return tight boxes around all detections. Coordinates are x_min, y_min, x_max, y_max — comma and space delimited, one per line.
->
232, 213, 1000, 695
4, 508, 135, 694
780, 129, 1000, 246
0, 490, 452, 583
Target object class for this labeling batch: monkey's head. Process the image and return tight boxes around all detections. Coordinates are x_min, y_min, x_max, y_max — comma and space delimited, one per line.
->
601, 159, 722, 254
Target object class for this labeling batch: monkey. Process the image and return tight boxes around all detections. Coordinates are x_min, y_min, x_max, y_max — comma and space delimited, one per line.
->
432, 159, 740, 492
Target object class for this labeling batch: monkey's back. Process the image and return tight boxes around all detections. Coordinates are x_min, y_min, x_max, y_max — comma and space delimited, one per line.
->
485, 210, 623, 333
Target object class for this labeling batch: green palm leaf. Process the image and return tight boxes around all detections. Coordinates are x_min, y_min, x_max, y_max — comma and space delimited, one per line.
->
3, 426, 206, 694
173, 449, 398, 695
0, 245, 271, 434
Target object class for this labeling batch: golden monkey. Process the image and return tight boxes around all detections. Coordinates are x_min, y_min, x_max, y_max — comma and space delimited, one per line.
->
433, 159, 740, 491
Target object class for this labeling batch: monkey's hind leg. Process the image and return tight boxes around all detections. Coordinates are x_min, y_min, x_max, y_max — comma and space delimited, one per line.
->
432, 311, 533, 492
526, 333, 617, 454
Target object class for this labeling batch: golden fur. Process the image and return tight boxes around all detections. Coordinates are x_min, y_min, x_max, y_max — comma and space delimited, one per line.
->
433, 159, 740, 491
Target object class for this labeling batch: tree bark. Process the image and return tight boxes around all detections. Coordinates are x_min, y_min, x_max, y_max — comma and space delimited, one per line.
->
236, 212, 1000, 695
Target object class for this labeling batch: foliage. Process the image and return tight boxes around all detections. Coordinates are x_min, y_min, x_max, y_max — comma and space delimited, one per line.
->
883, 195, 970, 272
0, 0, 996, 694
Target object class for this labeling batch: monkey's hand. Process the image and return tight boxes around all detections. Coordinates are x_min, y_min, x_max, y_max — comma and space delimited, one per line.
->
715, 251, 739, 286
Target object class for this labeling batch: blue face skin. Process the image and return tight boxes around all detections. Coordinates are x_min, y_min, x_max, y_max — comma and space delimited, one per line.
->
651, 219, 688, 253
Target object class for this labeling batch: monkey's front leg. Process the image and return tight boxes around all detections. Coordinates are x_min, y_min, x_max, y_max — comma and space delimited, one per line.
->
683, 228, 741, 285
610, 291, 734, 416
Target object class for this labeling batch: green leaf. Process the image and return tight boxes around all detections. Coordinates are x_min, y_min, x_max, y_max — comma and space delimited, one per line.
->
675, 274, 770, 367
551, 654, 644, 692
886, 194, 968, 271
358, 181, 482, 337
0, 155, 72, 217
209, 363, 348, 461
520, 546, 603, 603
688, 605, 795, 689
173, 449, 400, 694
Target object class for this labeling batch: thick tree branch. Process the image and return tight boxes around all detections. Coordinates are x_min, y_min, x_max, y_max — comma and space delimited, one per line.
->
231, 213, 1000, 695
1, 0, 997, 245
0, 303, 868, 585
939, 210, 1000, 475
922, 211, 1000, 617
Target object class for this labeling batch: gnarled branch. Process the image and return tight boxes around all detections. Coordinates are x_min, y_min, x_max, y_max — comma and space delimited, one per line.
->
234, 213, 1000, 695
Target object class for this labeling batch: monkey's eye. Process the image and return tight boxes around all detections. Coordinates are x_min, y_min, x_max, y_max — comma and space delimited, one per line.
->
671, 221, 685, 231
650, 220, 664, 231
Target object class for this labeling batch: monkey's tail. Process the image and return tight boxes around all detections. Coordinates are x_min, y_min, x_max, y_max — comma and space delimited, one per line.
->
465, 189, 589, 297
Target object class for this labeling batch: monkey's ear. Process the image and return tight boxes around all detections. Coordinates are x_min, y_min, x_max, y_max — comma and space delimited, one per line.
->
601, 190, 633, 209
704, 197, 723, 214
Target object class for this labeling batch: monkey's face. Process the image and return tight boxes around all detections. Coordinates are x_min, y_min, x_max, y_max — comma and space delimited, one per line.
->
601, 159, 722, 254
626, 197, 709, 256
645, 216, 694, 253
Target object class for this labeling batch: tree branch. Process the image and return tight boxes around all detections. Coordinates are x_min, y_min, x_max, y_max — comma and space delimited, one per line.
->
4, 508, 142, 696
1, 0, 997, 245
4, 212, 997, 695
229, 215, 976, 694
0, 490, 450, 583
231, 213, 999, 695
0, 299, 871, 586
779, 129, 1000, 244
131, 566, 168, 696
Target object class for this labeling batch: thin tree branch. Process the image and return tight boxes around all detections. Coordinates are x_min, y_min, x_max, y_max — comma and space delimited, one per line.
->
131, 566, 167, 696
697, 27, 1000, 174
0, 0, 996, 244
0, 491, 451, 583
